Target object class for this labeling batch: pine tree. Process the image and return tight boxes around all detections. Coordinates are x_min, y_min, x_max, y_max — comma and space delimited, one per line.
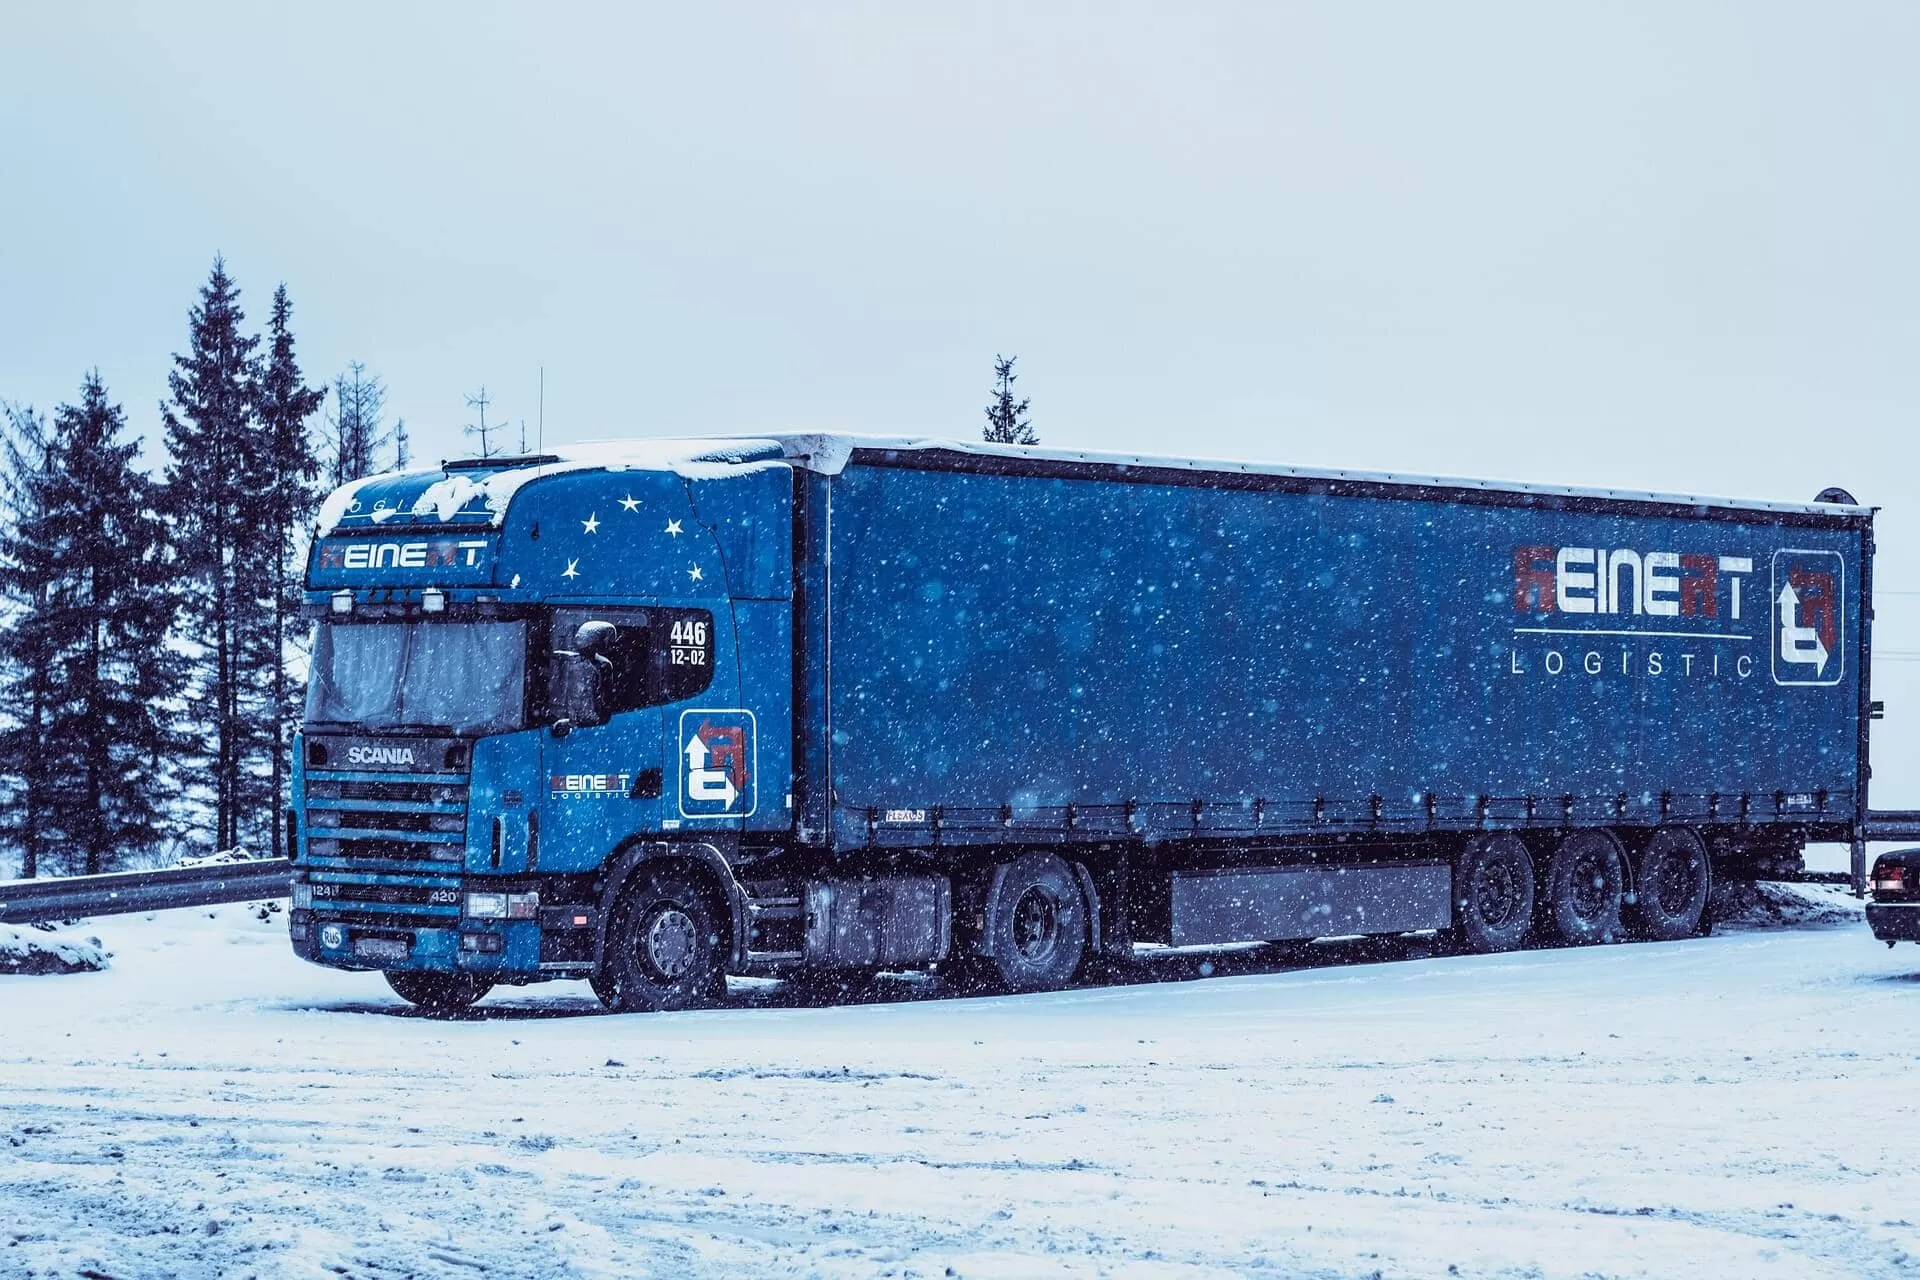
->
391, 417, 411, 470
982, 354, 1037, 445
0, 402, 58, 878
255, 285, 327, 859
0, 378, 182, 875
327, 361, 388, 485
162, 258, 268, 855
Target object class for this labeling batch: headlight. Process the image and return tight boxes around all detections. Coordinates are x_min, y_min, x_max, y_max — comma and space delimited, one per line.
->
465, 893, 508, 919
506, 891, 540, 920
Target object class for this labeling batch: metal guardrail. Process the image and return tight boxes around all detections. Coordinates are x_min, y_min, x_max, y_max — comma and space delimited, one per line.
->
1864, 812, 1920, 843
0, 859, 292, 925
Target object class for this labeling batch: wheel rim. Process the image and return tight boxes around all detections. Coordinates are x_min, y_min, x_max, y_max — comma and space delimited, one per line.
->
1011, 886, 1060, 964
1647, 848, 1698, 915
1569, 850, 1614, 921
640, 905, 699, 981
1473, 856, 1523, 926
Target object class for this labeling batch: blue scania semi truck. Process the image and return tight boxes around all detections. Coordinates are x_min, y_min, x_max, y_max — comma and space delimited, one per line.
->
287, 435, 1873, 1010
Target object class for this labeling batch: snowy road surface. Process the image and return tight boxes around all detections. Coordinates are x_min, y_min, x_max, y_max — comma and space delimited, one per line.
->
3, 898, 1917, 1279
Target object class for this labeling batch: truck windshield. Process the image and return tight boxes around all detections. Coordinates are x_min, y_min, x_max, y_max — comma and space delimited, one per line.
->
306, 621, 528, 736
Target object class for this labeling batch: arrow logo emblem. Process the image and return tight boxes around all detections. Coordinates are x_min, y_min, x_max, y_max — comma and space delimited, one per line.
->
683, 730, 740, 807
680, 715, 751, 813
1777, 579, 1829, 675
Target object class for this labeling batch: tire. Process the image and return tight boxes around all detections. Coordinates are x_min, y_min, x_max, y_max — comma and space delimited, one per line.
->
1544, 830, 1626, 945
981, 852, 1087, 993
384, 971, 493, 1011
1631, 828, 1711, 942
1451, 833, 1536, 954
598, 865, 726, 1013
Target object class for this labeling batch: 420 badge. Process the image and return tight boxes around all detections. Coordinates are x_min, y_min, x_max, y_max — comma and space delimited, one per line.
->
679, 710, 756, 818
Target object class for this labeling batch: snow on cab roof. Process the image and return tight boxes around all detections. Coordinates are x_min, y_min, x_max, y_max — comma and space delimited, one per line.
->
314, 432, 1870, 536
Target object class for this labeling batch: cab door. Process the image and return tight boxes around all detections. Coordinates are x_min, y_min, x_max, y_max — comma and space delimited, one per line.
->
538, 608, 665, 873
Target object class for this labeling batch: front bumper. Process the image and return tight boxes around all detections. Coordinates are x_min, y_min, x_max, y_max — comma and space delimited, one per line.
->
1866, 901, 1920, 943
289, 901, 599, 976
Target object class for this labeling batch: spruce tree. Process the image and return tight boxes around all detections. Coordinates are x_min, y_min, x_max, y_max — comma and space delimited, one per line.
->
0, 403, 59, 878
982, 354, 1038, 445
0, 378, 182, 875
255, 285, 327, 858
327, 362, 388, 485
162, 258, 268, 855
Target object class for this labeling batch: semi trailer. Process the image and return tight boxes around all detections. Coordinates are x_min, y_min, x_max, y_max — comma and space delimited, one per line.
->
287, 436, 1873, 1010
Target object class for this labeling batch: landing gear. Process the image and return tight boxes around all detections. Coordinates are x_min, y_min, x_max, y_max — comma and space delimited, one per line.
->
1452, 833, 1536, 953
1545, 830, 1626, 944
1631, 828, 1711, 941
384, 971, 493, 1011
978, 852, 1087, 993
596, 866, 725, 1013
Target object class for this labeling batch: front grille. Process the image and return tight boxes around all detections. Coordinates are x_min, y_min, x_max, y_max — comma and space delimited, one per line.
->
302, 765, 470, 874
310, 780, 467, 804
315, 809, 449, 834
308, 838, 458, 864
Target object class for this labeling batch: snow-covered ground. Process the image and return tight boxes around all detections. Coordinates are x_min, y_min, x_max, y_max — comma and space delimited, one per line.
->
3, 894, 1917, 1279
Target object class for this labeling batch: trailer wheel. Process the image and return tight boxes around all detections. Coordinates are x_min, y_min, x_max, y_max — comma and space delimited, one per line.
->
598, 865, 724, 1013
1452, 833, 1536, 953
984, 852, 1087, 993
1545, 830, 1626, 944
384, 971, 493, 1011
1631, 828, 1710, 942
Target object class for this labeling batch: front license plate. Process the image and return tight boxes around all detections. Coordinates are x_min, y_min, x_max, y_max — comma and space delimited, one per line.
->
353, 936, 409, 961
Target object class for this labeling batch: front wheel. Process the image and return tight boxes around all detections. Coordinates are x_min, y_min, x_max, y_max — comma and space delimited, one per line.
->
384, 971, 493, 1011
597, 866, 725, 1013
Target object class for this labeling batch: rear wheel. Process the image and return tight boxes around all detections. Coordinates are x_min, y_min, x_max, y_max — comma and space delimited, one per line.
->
1452, 833, 1536, 953
598, 866, 725, 1013
1631, 828, 1710, 941
981, 853, 1087, 993
384, 971, 493, 1011
1545, 830, 1626, 945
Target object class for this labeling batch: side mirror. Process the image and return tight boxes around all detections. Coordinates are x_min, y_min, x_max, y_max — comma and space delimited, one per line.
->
548, 650, 609, 731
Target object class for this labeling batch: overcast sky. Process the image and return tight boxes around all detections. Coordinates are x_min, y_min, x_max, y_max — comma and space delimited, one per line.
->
3, 3, 1915, 517
6, 3, 1920, 800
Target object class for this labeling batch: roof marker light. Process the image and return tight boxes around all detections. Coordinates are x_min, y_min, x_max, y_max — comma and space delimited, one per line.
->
330, 590, 353, 615
421, 588, 447, 613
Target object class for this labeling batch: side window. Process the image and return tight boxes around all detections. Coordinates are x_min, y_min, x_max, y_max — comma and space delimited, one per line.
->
549, 607, 715, 715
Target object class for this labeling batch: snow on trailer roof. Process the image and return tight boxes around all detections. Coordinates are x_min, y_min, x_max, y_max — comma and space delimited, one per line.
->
781, 434, 1873, 520
314, 433, 1869, 536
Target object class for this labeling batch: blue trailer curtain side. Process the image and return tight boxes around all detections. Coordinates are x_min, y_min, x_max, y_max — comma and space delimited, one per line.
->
813, 448, 1869, 855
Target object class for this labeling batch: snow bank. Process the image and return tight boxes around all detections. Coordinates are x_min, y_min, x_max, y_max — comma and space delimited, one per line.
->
0, 923, 108, 975
1712, 878, 1865, 931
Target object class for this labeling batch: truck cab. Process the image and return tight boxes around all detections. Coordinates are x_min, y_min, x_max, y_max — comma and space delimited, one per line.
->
289, 441, 798, 1011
